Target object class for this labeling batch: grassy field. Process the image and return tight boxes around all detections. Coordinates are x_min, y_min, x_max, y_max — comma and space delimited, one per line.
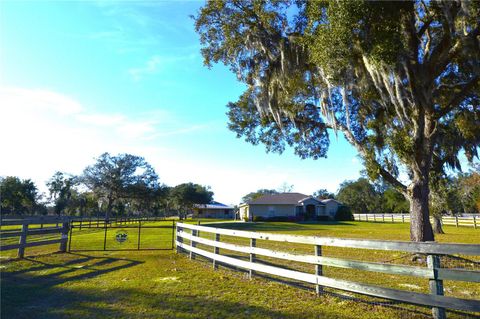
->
1, 220, 479, 318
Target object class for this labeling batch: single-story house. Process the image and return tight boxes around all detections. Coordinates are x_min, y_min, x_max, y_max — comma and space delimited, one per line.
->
193, 201, 235, 219
238, 193, 342, 221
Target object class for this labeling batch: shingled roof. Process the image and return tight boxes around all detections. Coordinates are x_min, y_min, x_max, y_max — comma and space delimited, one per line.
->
248, 193, 323, 205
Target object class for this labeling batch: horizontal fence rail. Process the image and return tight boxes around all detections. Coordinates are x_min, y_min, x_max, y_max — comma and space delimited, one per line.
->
176, 223, 480, 318
353, 214, 478, 229
0, 219, 69, 258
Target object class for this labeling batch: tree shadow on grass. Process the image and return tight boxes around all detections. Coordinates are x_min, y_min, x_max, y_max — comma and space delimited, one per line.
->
2, 269, 363, 319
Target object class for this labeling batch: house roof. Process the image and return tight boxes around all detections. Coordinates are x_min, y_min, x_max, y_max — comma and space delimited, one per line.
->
248, 193, 324, 205
195, 201, 234, 210
320, 198, 342, 205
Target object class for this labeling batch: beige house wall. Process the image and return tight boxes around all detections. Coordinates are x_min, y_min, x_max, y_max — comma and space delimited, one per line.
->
248, 204, 296, 218
324, 201, 339, 217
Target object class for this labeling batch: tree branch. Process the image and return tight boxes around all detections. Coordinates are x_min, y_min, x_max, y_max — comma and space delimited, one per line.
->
321, 114, 409, 195
436, 75, 479, 118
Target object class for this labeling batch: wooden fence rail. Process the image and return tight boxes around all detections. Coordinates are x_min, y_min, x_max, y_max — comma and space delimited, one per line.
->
176, 223, 480, 319
354, 214, 478, 229
0, 218, 70, 258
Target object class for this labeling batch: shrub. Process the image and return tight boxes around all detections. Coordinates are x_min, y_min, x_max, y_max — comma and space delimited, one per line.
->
253, 216, 265, 222
316, 216, 330, 221
335, 206, 354, 221
242, 214, 249, 222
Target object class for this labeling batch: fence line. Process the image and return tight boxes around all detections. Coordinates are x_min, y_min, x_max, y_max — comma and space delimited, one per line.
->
176, 222, 480, 319
353, 214, 478, 229
0, 218, 69, 257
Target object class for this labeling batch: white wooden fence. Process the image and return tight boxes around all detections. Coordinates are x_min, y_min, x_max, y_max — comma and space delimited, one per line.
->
0, 217, 70, 257
354, 214, 479, 228
176, 223, 480, 319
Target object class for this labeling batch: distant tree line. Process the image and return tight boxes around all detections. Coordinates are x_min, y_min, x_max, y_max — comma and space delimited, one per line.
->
0, 153, 213, 219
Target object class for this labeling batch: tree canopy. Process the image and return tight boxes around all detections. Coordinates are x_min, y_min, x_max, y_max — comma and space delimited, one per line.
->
81, 153, 161, 218
241, 189, 278, 204
313, 189, 335, 200
170, 183, 213, 219
194, 0, 480, 241
0, 176, 41, 215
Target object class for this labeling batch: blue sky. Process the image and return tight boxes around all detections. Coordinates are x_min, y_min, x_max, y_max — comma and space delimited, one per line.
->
0, 1, 363, 204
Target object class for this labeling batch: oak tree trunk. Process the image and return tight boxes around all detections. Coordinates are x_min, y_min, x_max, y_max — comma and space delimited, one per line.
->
432, 215, 445, 234
409, 180, 434, 242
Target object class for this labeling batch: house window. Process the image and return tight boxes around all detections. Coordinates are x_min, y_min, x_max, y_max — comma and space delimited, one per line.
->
224, 209, 230, 215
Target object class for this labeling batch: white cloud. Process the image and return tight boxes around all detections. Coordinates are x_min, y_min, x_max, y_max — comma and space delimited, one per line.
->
0, 87, 206, 195
129, 55, 162, 81
128, 53, 197, 81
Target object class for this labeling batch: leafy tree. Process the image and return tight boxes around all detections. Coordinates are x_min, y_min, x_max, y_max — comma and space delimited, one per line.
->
383, 188, 409, 215
170, 183, 213, 219
241, 189, 278, 204
46, 171, 76, 216
313, 189, 335, 200
194, 1, 480, 241
336, 178, 380, 215
81, 153, 160, 219
0, 176, 39, 215
277, 182, 294, 192
456, 165, 480, 213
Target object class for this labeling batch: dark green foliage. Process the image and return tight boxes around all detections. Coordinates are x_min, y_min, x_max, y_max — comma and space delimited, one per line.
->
241, 189, 278, 204
81, 153, 161, 218
335, 206, 354, 221
0, 176, 40, 215
383, 188, 409, 214
336, 178, 381, 215
313, 189, 335, 199
253, 216, 265, 222
170, 183, 213, 219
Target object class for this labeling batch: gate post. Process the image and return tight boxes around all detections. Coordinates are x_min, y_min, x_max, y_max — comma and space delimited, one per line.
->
103, 221, 108, 251
17, 224, 28, 258
59, 221, 70, 253
137, 221, 142, 250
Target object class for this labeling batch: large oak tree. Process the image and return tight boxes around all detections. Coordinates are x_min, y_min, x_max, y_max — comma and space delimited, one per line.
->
194, 0, 479, 241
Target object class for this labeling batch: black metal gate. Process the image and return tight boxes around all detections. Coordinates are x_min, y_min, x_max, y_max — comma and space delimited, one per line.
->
68, 219, 175, 252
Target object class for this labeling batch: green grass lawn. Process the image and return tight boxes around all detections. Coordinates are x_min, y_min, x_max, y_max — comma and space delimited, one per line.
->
1, 220, 479, 319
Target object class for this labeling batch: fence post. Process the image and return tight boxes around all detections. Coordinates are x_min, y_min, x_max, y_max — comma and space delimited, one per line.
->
249, 238, 256, 279
427, 255, 446, 319
17, 224, 28, 258
59, 221, 70, 252
391, 214, 394, 223
382, 214, 385, 223
137, 221, 141, 250
366, 214, 368, 222
315, 245, 323, 295
455, 216, 458, 228
103, 221, 108, 251
373, 214, 376, 222
474, 215, 477, 229
402, 213, 405, 223
213, 233, 220, 269
176, 223, 183, 253
171, 220, 175, 250
190, 228, 197, 260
